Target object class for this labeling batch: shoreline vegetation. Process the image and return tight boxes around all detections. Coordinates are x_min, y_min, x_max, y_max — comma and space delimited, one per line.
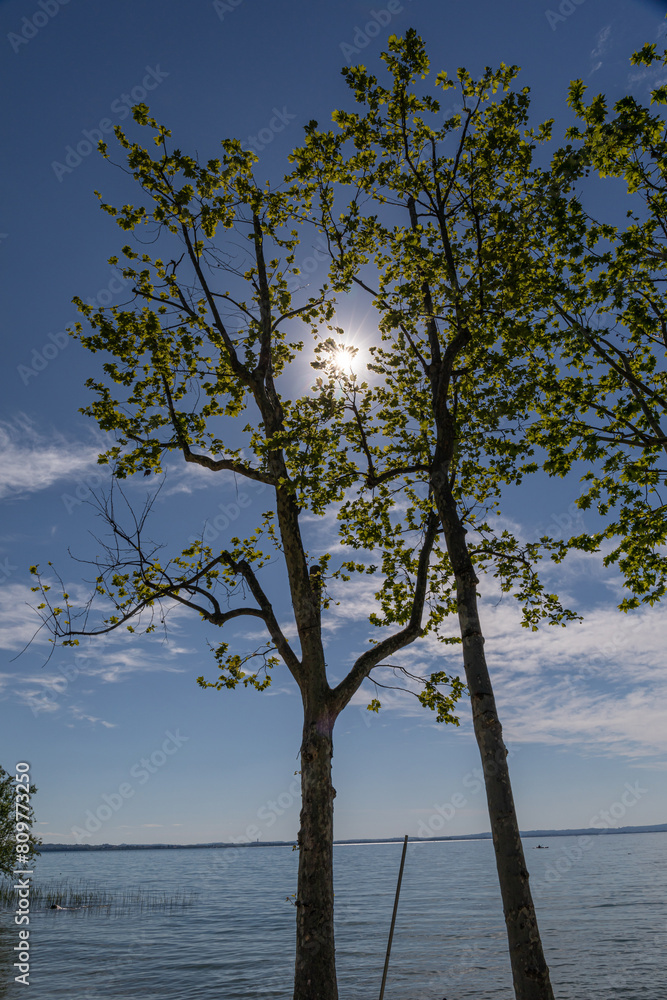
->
0, 879, 198, 912
36, 822, 667, 852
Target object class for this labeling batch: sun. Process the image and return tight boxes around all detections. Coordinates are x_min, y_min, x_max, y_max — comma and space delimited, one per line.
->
329, 340, 367, 378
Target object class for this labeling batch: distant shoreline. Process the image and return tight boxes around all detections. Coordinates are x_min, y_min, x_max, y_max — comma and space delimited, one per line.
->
38, 822, 667, 852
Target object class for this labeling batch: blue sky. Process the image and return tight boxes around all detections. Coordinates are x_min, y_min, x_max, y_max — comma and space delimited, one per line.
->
1, 0, 667, 848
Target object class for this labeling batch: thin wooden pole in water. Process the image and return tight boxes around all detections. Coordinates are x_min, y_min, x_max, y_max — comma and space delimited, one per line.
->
378, 834, 408, 1000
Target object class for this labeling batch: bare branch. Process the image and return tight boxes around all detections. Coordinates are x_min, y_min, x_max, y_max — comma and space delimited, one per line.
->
329, 510, 439, 713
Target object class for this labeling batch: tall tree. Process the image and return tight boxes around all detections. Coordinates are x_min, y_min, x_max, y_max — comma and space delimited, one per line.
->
289, 31, 577, 1000
29, 108, 462, 1000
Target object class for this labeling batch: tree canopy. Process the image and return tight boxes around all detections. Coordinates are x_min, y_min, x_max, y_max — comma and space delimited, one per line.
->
524, 40, 667, 611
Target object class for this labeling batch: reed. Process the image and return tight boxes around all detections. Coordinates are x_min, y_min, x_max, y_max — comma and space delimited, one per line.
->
0, 878, 198, 914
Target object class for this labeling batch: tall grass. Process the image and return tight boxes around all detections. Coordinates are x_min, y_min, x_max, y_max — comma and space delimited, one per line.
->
0, 878, 198, 914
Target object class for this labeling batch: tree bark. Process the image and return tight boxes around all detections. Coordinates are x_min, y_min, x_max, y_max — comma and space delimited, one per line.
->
293, 707, 338, 1000
433, 476, 555, 1000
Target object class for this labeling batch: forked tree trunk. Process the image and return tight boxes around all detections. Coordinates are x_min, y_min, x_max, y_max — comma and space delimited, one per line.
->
433, 477, 555, 1000
293, 709, 338, 1000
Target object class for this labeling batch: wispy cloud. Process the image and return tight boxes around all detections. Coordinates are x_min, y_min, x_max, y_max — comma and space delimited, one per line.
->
0, 583, 49, 651
626, 19, 667, 92
0, 580, 192, 726
627, 64, 667, 94
157, 452, 265, 497
6, 449, 663, 760
590, 23, 612, 75
308, 530, 667, 763
0, 573, 196, 652
66, 705, 117, 729
410, 591, 667, 763
240, 500, 667, 761
0, 414, 251, 506
0, 416, 102, 500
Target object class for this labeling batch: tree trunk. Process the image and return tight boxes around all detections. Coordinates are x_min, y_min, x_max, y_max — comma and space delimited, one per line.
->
433, 478, 555, 1000
293, 709, 338, 1000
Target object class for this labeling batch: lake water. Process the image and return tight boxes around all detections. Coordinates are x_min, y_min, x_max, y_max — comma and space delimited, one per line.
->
1, 832, 665, 999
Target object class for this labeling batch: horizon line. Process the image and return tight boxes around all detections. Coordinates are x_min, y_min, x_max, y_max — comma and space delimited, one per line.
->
37, 821, 667, 852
